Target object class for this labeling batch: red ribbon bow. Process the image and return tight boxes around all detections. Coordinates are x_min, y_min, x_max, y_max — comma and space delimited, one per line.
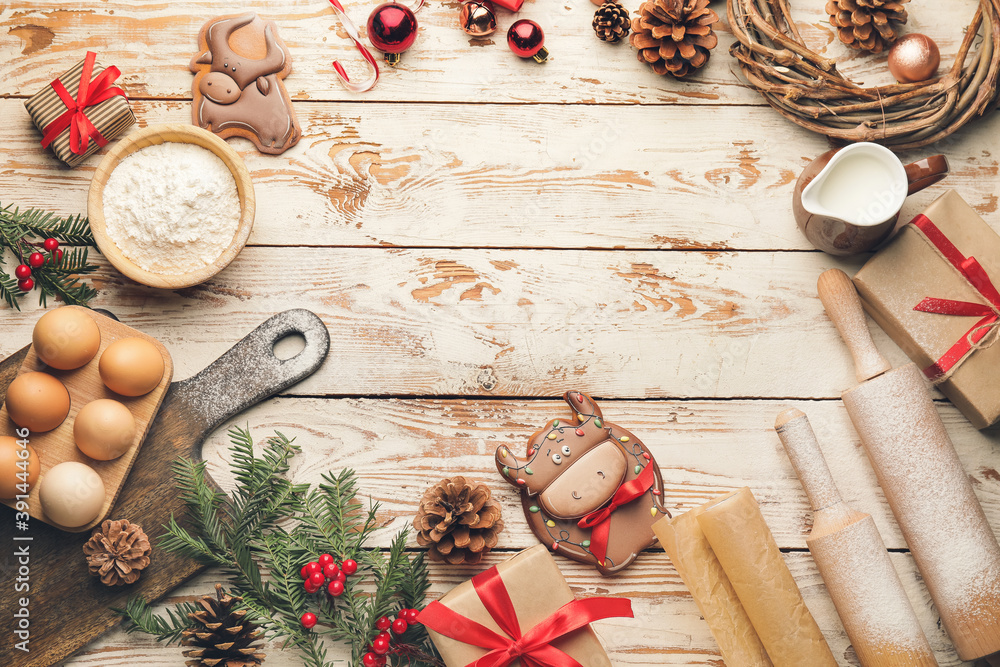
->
576, 463, 655, 567
417, 564, 633, 667
910, 213, 1000, 381
41, 51, 127, 156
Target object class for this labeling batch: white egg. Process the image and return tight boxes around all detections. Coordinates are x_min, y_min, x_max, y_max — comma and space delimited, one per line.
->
38, 461, 105, 528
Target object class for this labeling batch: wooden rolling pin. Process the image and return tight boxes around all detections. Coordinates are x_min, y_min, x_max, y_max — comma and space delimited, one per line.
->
818, 268, 1000, 661
775, 408, 937, 667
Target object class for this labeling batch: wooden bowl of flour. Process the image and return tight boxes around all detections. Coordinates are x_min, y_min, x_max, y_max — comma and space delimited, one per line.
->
88, 124, 255, 289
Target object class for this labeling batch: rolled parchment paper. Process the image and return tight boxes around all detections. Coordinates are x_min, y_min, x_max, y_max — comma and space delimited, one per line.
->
653, 508, 772, 667
697, 487, 838, 667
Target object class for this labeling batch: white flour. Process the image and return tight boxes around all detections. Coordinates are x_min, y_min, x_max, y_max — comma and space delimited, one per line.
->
102, 142, 241, 274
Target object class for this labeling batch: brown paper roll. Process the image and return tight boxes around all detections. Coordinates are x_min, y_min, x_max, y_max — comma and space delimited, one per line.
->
654, 508, 772, 667
697, 487, 838, 667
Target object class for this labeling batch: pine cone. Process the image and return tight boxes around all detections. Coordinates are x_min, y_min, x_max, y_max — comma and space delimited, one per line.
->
629, 0, 720, 77
827, 0, 908, 53
414, 476, 504, 565
82, 519, 151, 586
593, 1, 631, 43
182, 584, 266, 667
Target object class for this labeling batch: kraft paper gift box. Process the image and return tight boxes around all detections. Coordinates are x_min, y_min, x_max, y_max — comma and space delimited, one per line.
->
854, 189, 1000, 428
418, 544, 631, 667
24, 52, 135, 167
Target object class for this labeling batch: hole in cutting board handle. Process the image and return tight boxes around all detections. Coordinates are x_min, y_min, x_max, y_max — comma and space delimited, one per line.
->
272, 332, 307, 360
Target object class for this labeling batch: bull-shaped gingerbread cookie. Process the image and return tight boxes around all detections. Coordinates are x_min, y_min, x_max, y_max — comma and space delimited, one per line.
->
496, 391, 668, 575
190, 13, 301, 154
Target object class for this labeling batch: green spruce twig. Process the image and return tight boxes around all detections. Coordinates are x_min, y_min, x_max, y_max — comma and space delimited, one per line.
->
0, 202, 100, 309
122, 425, 439, 667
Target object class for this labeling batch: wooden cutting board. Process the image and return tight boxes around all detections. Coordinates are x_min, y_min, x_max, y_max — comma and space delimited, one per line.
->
0, 309, 330, 667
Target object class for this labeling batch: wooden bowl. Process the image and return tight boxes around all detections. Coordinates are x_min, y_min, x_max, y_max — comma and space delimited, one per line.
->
88, 124, 255, 289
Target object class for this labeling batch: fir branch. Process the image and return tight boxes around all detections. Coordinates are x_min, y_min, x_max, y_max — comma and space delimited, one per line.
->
115, 594, 199, 645
0, 269, 19, 310
0, 202, 100, 308
127, 427, 441, 667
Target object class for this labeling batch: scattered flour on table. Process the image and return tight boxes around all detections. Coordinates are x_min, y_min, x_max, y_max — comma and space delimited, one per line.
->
102, 142, 241, 274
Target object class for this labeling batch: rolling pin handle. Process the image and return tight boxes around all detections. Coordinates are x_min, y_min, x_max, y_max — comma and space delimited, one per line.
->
775, 408, 842, 512
817, 269, 891, 383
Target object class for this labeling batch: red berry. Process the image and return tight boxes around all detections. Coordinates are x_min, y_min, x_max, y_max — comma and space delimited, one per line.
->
47, 248, 63, 264
323, 563, 340, 579
327, 580, 345, 597
375, 657, 386, 667
318, 553, 335, 567
372, 635, 390, 655
402, 608, 419, 622
300, 564, 313, 580
309, 572, 326, 588
43, 238, 59, 252
375, 616, 391, 631
14, 265, 30, 279
55, 249, 63, 263
334, 570, 346, 583
301, 612, 318, 629
304, 579, 320, 594
362, 653, 379, 667
391, 618, 408, 635
28, 252, 44, 268
17, 278, 33, 292
341, 559, 358, 575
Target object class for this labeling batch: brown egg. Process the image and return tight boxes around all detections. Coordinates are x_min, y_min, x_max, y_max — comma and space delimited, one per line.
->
74, 399, 136, 461
888, 34, 941, 83
5, 372, 71, 432
38, 461, 105, 528
32, 307, 101, 370
99, 338, 165, 397
0, 436, 39, 499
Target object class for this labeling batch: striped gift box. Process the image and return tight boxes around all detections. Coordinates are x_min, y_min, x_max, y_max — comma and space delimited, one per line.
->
24, 56, 135, 167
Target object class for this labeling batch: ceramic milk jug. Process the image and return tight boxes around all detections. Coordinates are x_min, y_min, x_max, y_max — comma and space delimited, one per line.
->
793, 142, 948, 255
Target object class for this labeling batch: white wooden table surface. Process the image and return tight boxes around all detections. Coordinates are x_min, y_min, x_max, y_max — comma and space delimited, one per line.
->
2, 0, 1000, 665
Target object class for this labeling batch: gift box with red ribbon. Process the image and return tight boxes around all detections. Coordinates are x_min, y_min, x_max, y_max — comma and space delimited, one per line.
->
417, 544, 632, 667
854, 189, 1000, 428
24, 51, 135, 167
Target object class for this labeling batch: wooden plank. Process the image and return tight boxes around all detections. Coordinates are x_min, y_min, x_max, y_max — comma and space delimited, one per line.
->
61, 552, 976, 666
0, 0, 980, 105
187, 397, 1000, 552
0, 248, 919, 398
4, 98, 999, 251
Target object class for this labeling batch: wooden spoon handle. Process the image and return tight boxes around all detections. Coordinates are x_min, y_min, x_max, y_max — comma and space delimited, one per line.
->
775, 408, 842, 512
817, 268, 891, 383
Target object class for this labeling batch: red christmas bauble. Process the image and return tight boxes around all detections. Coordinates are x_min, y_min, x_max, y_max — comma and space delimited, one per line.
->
507, 19, 548, 63
367, 3, 418, 65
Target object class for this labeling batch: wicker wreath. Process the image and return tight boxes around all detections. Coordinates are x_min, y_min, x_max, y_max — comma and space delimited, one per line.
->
727, 0, 1000, 149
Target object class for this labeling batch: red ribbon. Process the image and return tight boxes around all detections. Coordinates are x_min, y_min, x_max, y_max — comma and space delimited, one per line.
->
576, 463, 655, 567
910, 213, 1000, 381
40, 51, 126, 156
417, 564, 633, 667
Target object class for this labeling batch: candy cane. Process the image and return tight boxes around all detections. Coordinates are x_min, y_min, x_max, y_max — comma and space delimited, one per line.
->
327, 0, 379, 93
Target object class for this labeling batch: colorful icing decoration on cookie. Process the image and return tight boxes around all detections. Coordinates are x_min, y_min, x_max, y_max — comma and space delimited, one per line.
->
495, 390, 669, 575
190, 13, 301, 155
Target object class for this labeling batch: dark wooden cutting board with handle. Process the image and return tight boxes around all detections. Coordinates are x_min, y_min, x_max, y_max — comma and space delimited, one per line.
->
0, 309, 330, 667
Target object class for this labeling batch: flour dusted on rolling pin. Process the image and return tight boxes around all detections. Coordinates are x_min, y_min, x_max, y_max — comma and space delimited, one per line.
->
103, 142, 240, 274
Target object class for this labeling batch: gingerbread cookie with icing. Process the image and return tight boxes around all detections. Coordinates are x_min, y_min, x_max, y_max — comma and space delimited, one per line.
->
496, 391, 668, 575
190, 13, 301, 155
